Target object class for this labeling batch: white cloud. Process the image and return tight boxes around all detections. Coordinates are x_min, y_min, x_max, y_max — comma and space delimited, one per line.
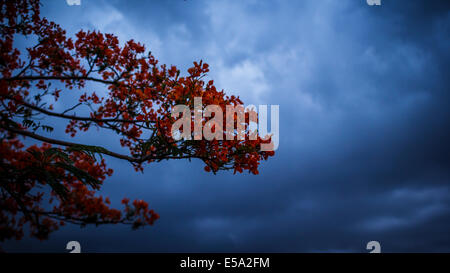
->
80, 1, 163, 57
212, 60, 270, 104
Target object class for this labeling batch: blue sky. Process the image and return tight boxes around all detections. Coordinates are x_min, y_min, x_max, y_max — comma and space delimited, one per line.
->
4, 0, 450, 252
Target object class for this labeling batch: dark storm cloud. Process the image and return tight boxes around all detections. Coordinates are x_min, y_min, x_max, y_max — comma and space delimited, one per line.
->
4, 0, 450, 252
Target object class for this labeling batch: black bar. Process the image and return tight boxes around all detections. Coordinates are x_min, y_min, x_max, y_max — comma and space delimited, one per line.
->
0, 253, 448, 272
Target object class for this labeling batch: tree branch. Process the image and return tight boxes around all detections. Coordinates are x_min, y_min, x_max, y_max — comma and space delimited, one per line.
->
3, 95, 153, 124
4, 125, 138, 162
2, 75, 118, 85
2, 125, 200, 163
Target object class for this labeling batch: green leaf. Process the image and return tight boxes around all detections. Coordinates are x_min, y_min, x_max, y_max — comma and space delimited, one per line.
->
43, 171, 69, 200
44, 148, 73, 163
41, 125, 54, 133
66, 144, 109, 161
53, 162, 101, 189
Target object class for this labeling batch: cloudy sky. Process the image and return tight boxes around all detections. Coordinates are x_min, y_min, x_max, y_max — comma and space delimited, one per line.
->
5, 0, 450, 252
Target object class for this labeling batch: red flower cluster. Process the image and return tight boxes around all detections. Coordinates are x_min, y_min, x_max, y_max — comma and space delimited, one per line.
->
0, 139, 158, 242
0, 0, 274, 244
